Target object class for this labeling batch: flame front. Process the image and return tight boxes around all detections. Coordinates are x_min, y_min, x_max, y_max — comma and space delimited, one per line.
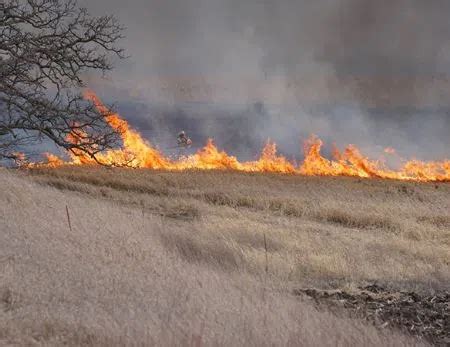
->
33, 90, 449, 182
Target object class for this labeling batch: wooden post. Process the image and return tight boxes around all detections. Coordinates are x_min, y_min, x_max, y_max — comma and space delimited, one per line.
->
264, 233, 268, 274
66, 205, 72, 231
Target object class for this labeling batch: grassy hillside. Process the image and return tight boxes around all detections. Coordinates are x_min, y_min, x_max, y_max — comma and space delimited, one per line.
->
1, 167, 448, 345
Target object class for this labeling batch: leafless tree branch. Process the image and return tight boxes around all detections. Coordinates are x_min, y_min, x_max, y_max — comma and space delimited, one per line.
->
0, 0, 125, 164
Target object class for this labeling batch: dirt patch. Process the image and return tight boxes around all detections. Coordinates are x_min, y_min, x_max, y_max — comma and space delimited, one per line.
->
294, 284, 449, 345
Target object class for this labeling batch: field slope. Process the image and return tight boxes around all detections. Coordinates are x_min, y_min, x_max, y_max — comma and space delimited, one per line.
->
1, 167, 448, 345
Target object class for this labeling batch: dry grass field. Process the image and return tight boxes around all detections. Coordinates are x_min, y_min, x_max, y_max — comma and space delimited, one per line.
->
1, 166, 449, 345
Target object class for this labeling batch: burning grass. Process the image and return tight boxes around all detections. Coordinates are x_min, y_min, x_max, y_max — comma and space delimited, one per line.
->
23, 90, 450, 183
1, 167, 449, 345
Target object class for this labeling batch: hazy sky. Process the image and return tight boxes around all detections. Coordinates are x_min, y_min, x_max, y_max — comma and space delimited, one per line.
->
80, 0, 450, 106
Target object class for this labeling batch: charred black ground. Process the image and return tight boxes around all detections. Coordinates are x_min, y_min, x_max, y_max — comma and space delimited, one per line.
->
295, 284, 449, 345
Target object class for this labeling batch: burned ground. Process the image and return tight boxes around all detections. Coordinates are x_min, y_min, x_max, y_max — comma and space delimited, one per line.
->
295, 285, 449, 345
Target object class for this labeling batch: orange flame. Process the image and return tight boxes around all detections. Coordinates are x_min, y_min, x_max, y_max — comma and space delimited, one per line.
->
32, 90, 450, 182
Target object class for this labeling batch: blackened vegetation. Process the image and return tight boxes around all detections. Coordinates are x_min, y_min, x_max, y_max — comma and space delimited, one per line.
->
295, 285, 449, 345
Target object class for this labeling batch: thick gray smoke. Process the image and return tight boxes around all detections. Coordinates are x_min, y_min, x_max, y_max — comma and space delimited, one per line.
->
80, 0, 450, 161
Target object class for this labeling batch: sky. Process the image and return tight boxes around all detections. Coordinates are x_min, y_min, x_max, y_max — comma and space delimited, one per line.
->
77, 0, 450, 160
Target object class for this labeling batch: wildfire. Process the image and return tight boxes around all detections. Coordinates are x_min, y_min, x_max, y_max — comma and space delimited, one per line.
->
31, 90, 450, 182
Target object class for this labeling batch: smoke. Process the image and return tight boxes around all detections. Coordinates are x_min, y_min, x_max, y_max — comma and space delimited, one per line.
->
79, 0, 450, 161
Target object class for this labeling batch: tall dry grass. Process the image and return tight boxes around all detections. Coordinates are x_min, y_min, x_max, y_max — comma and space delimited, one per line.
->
1, 166, 447, 345
27, 166, 450, 291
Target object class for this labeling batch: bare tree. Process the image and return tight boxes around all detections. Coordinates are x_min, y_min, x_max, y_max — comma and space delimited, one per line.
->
0, 0, 125, 164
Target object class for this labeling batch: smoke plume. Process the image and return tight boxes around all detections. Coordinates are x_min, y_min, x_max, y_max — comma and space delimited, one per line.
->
80, 0, 450, 161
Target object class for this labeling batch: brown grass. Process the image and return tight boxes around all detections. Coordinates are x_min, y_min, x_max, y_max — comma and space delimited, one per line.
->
1, 166, 448, 345
25, 166, 450, 289
317, 208, 400, 231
